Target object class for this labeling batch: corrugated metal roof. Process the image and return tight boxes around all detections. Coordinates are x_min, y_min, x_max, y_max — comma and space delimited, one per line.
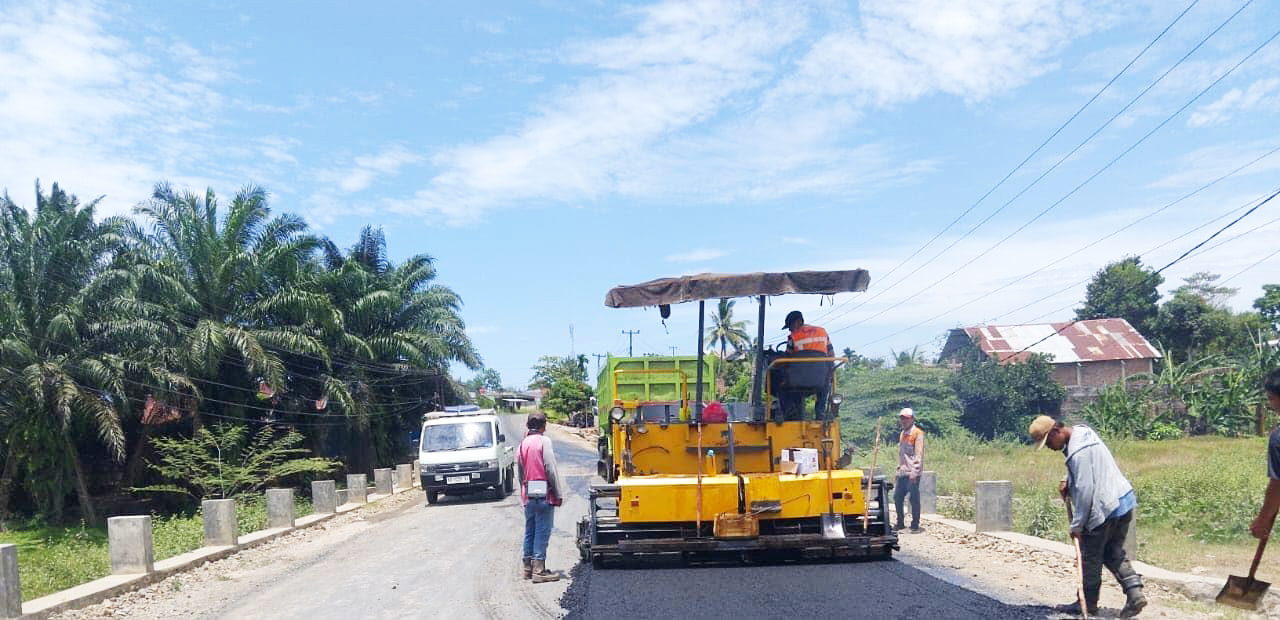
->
965, 318, 1161, 364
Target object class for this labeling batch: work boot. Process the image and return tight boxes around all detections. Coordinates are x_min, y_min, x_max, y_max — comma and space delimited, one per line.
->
1055, 600, 1098, 617
531, 559, 561, 583
522, 557, 532, 580
1120, 586, 1147, 617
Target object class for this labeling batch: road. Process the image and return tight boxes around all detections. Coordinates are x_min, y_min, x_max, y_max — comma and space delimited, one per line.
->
70, 414, 1070, 619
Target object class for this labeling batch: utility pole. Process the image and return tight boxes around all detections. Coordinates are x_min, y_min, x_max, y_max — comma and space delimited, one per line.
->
592, 353, 607, 377
669, 346, 678, 357
622, 330, 639, 357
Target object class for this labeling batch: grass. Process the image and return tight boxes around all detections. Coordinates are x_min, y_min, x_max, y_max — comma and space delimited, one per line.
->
0, 492, 315, 602
873, 433, 1271, 576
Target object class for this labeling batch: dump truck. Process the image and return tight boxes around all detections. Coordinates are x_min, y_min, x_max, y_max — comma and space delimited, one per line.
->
576, 270, 898, 567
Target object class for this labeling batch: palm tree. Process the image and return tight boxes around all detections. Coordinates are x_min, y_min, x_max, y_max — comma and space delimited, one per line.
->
128, 183, 339, 429
705, 299, 751, 388
312, 227, 480, 469
0, 184, 134, 524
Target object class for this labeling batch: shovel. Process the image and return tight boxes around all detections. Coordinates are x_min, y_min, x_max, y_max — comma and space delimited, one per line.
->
820, 437, 845, 540
1063, 493, 1089, 620
1217, 535, 1271, 610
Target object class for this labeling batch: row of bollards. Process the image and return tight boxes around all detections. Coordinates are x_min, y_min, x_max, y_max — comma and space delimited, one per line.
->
0, 460, 420, 618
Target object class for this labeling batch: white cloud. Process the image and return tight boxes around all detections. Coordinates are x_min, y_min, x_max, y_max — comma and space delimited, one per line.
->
1188, 78, 1280, 127
665, 248, 728, 262
396, 0, 1102, 222
328, 145, 423, 193
0, 0, 232, 215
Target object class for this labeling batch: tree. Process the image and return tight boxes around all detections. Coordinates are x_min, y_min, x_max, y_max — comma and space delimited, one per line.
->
529, 355, 587, 389
705, 299, 751, 364
0, 184, 135, 524
1256, 284, 1280, 332
1075, 257, 1163, 337
1152, 291, 1226, 364
949, 354, 1065, 440
1176, 272, 1237, 309
540, 379, 592, 418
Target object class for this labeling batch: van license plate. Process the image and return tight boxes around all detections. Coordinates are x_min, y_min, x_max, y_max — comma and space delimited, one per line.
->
446, 476, 469, 485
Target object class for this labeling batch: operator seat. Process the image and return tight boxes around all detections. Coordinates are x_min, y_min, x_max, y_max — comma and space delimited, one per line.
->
769, 350, 834, 422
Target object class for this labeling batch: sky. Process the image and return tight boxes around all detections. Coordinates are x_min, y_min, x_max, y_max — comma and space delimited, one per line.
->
2, 0, 1278, 389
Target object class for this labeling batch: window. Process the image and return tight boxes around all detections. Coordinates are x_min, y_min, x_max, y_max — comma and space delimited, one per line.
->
423, 421, 494, 451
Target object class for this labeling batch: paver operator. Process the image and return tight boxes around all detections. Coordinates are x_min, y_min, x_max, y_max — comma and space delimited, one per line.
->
895, 407, 925, 533
1029, 415, 1146, 617
518, 412, 565, 583
781, 310, 834, 420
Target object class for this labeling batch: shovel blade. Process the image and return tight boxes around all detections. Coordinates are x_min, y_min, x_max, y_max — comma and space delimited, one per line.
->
820, 513, 845, 540
1216, 575, 1271, 610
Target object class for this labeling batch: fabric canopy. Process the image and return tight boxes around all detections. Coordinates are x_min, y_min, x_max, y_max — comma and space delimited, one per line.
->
604, 270, 870, 308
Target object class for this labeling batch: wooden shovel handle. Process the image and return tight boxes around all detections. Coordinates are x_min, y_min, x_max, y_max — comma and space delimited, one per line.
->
1249, 535, 1268, 580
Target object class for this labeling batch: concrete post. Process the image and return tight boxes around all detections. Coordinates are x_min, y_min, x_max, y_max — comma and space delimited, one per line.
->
975, 480, 1013, 533
396, 464, 412, 490
346, 474, 368, 504
336, 489, 348, 505
107, 515, 154, 574
202, 498, 237, 547
312, 480, 338, 514
0, 544, 20, 619
266, 488, 294, 529
920, 471, 937, 514
374, 468, 393, 495
413, 460, 421, 486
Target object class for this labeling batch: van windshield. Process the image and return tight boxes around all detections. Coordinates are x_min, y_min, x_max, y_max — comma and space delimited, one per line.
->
423, 421, 494, 451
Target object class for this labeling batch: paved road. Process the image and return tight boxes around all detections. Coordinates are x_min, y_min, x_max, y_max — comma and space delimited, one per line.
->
194, 414, 588, 619
181, 416, 1062, 619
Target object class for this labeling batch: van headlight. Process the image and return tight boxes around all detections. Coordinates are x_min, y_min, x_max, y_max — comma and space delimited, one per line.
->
479, 460, 497, 470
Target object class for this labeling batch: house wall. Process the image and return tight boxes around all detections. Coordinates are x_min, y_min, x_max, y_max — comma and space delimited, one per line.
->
1051, 358, 1155, 388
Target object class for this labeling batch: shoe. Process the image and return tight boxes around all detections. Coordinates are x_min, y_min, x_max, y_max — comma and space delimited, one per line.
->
1120, 586, 1147, 617
1056, 600, 1098, 616
531, 559, 561, 583
910, 527, 924, 534
522, 557, 532, 580
895, 523, 905, 531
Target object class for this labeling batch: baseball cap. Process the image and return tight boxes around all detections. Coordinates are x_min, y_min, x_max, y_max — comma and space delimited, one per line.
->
1028, 415, 1056, 449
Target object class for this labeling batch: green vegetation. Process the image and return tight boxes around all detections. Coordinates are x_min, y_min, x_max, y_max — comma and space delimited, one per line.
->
922, 434, 1269, 574
530, 355, 592, 419
0, 183, 480, 527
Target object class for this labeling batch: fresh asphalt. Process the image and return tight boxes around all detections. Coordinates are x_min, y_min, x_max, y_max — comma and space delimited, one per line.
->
186, 414, 1063, 619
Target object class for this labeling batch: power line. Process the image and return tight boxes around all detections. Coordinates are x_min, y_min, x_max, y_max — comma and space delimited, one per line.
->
810, 0, 1208, 326
621, 330, 639, 357
830, 18, 1279, 337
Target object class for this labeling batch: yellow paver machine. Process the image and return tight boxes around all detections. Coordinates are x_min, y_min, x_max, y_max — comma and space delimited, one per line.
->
576, 270, 898, 567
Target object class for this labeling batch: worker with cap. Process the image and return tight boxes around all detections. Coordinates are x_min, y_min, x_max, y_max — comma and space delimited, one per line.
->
779, 310, 835, 420
1028, 415, 1145, 617
894, 408, 925, 533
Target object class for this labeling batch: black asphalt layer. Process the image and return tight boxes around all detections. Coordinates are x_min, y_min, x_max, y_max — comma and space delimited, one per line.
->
555, 430, 1061, 620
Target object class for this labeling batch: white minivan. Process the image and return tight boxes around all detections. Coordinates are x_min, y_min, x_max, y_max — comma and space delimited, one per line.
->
418, 406, 515, 504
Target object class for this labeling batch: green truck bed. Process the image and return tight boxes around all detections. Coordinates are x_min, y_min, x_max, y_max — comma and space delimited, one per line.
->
594, 354, 715, 427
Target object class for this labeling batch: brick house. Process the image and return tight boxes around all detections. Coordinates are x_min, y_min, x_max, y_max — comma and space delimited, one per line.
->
939, 318, 1161, 389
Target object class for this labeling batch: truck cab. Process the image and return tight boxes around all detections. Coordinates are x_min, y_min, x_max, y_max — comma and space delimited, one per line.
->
418, 406, 515, 504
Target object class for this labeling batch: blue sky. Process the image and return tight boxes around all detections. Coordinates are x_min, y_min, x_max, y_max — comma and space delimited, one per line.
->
2, 0, 1278, 388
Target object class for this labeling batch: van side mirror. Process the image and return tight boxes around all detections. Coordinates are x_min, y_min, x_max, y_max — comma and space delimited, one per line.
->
498, 434, 507, 443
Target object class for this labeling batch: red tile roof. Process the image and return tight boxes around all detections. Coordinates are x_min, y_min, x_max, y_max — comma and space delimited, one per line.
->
965, 318, 1161, 364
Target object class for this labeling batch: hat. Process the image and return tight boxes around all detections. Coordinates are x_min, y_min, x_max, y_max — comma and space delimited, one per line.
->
898, 407, 914, 418
783, 310, 803, 329
1028, 415, 1056, 449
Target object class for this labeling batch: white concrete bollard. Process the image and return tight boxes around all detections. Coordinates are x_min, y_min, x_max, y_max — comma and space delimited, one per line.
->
975, 480, 1013, 532
373, 468, 393, 495
312, 480, 338, 514
396, 464, 412, 490
108, 515, 154, 574
346, 474, 368, 504
0, 544, 20, 619
202, 498, 238, 547
920, 471, 937, 514
412, 460, 421, 486
266, 488, 295, 529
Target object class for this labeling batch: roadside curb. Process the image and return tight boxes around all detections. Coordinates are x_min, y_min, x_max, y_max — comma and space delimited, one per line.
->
20, 482, 420, 619
919, 513, 1277, 609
